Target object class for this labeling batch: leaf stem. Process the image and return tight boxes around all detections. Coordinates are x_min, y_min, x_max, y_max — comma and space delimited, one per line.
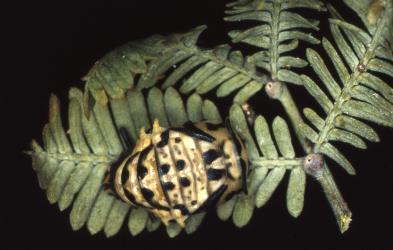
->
277, 84, 313, 153
267, 79, 352, 233
318, 167, 352, 233
252, 157, 304, 169
28, 151, 116, 164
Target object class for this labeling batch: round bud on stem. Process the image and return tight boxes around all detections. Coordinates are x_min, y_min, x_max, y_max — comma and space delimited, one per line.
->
265, 80, 283, 99
303, 153, 325, 179
357, 63, 366, 72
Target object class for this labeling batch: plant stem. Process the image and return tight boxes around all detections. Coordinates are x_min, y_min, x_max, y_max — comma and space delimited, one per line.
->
252, 157, 304, 169
28, 151, 116, 164
274, 82, 352, 233
318, 167, 352, 233
278, 84, 313, 153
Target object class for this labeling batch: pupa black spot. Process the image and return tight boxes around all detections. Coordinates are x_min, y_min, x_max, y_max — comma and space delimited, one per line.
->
141, 188, 154, 200
121, 154, 138, 184
176, 160, 185, 171
163, 182, 175, 191
124, 188, 142, 207
159, 164, 170, 175
180, 177, 191, 187
157, 130, 170, 148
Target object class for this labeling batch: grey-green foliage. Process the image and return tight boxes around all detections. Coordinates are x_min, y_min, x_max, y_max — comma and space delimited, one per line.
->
29, 86, 224, 238
224, 0, 325, 84
300, 2, 393, 175
28, 0, 393, 238
217, 104, 304, 227
82, 25, 268, 115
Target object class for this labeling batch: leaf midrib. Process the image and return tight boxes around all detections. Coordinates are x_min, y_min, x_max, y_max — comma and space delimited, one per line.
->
30, 151, 117, 165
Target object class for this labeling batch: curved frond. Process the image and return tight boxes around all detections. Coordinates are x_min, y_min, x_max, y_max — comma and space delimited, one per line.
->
29, 87, 223, 238
224, 0, 325, 83
300, 2, 393, 175
83, 25, 268, 115
217, 104, 305, 227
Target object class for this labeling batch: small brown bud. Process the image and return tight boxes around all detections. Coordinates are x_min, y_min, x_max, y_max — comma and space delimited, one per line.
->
357, 63, 366, 73
265, 80, 283, 99
241, 102, 256, 126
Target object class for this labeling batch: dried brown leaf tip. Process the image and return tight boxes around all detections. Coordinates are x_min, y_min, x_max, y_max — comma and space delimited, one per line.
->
368, 0, 384, 25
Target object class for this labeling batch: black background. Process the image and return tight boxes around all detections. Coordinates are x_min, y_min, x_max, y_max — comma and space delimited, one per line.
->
3, 1, 393, 249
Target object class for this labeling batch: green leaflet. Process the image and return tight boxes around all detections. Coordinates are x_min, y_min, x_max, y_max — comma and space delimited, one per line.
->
128, 207, 149, 236
87, 190, 116, 235
69, 89, 110, 154
287, 167, 306, 218
47, 161, 76, 204
255, 167, 286, 207
233, 194, 255, 228
70, 163, 108, 231
146, 216, 161, 233
254, 116, 279, 159
272, 117, 295, 159
165, 87, 188, 126
185, 212, 206, 234
277, 69, 303, 85
301, 70, 333, 115
217, 196, 237, 221
104, 200, 130, 237
49, 95, 72, 154
58, 162, 93, 211
320, 143, 356, 175
166, 223, 182, 238
303, 108, 325, 131
147, 87, 170, 128
202, 100, 222, 123
327, 128, 367, 149
334, 115, 380, 142
128, 91, 151, 132
186, 94, 203, 122
229, 104, 259, 160
247, 166, 269, 195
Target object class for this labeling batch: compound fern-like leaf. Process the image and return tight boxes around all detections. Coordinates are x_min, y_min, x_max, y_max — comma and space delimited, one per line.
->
225, 0, 325, 84
29, 87, 223, 238
300, 2, 393, 175
83, 25, 268, 114
216, 104, 305, 227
